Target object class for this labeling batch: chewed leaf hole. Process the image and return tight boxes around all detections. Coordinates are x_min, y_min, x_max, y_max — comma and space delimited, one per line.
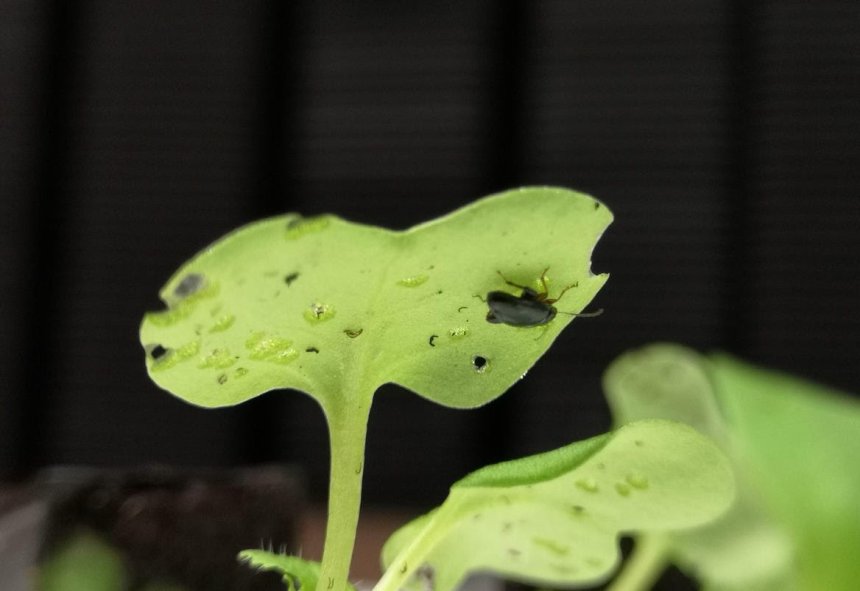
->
173, 273, 206, 298
472, 355, 490, 373
147, 344, 169, 360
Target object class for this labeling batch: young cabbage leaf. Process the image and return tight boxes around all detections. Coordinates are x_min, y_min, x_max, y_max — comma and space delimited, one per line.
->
605, 343, 860, 591
140, 187, 610, 412
604, 344, 797, 591
140, 187, 612, 591
377, 420, 734, 591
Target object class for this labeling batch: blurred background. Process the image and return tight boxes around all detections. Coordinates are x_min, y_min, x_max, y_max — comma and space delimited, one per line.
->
2, 0, 858, 512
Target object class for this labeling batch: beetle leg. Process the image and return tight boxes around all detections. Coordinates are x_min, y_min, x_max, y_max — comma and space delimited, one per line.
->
547, 280, 579, 304
538, 267, 551, 295
496, 270, 530, 291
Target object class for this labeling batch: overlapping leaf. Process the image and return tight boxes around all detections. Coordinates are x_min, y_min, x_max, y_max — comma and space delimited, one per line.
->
378, 420, 734, 591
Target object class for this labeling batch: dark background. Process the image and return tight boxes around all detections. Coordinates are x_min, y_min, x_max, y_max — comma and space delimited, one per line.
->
2, 0, 858, 508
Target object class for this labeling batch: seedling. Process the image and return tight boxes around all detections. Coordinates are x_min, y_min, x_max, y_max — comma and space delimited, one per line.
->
139, 189, 741, 591
140, 188, 613, 591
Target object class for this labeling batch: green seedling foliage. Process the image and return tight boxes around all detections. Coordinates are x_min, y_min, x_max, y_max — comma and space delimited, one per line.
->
604, 344, 797, 591
377, 420, 734, 591
712, 354, 860, 591
605, 343, 860, 591
239, 551, 354, 591
139, 187, 610, 411
140, 187, 612, 591
37, 529, 128, 591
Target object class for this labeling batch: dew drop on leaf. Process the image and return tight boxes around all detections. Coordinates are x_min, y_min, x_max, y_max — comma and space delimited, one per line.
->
397, 274, 429, 287
615, 482, 631, 497
625, 473, 649, 489
304, 302, 336, 323
575, 478, 599, 493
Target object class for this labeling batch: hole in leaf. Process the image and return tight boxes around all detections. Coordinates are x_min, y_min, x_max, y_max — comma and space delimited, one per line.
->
148, 344, 169, 360
472, 355, 489, 372
173, 273, 205, 298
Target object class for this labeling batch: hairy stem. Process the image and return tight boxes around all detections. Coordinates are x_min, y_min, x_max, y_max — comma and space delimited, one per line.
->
606, 535, 670, 591
317, 396, 373, 591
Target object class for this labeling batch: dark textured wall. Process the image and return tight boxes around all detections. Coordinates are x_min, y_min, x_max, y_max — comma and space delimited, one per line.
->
1, 0, 858, 506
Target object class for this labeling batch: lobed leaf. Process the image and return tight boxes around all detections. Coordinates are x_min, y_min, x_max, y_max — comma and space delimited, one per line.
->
605, 343, 860, 591
377, 420, 734, 591
604, 344, 797, 591
140, 187, 611, 412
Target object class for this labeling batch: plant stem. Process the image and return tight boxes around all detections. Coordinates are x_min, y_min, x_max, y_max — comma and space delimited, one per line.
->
317, 396, 373, 591
606, 535, 670, 591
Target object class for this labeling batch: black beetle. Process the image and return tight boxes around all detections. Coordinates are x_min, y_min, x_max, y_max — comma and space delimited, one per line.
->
485, 268, 601, 327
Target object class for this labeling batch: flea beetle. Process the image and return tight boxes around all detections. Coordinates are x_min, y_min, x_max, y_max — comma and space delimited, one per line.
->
485, 268, 601, 327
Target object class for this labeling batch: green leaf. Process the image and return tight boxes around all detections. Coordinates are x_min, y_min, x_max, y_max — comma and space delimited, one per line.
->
239, 551, 356, 591
605, 343, 860, 591
711, 354, 860, 591
604, 344, 797, 591
377, 420, 734, 591
139, 187, 611, 411
37, 529, 127, 591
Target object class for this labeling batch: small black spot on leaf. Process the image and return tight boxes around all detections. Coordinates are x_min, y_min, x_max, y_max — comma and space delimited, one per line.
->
284, 272, 300, 286
306, 346, 320, 353
344, 328, 363, 338
428, 335, 438, 347
457, 306, 468, 313
217, 373, 228, 385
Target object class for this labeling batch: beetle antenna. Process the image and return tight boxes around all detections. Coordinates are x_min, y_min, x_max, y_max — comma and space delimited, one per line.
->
558, 307, 604, 318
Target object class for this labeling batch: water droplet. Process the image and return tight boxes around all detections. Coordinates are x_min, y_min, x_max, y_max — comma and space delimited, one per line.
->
209, 314, 235, 333
575, 478, 599, 493
344, 328, 363, 338
533, 537, 569, 556
198, 348, 237, 369
472, 355, 490, 373
234, 367, 249, 378
518, 369, 529, 380
615, 482, 631, 497
173, 273, 206, 298
397, 274, 429, 287
245, 332, 299, 365
304, 302, 336, 323
626, 474, 649, 489
285, 215, 330, 240
449, 327, 469, 338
